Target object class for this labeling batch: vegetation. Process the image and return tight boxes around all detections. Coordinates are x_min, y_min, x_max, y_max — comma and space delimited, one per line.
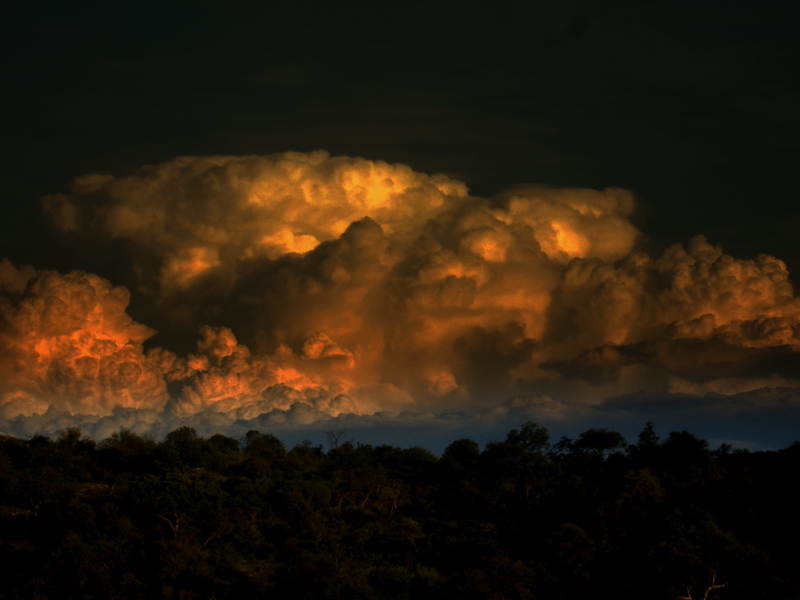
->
0, 422, 797, 599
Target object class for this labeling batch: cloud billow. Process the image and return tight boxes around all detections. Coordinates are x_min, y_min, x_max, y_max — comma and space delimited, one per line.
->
0, 151, 797, 440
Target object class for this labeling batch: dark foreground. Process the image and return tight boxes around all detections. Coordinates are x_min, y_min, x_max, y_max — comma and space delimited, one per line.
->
0, 422, 798, 600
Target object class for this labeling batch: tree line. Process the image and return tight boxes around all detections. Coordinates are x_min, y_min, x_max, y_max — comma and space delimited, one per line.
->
0, 422, 798, 600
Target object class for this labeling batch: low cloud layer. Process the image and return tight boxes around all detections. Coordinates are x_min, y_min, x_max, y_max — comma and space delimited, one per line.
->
2, 151, 798, 442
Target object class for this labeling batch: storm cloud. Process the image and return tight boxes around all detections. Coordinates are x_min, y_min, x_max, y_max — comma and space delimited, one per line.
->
1, 152, 798, 442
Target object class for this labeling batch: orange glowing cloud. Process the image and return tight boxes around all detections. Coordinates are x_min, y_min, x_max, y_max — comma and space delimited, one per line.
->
0, 151, 796, 434
42, 152, 468, 292
0, 260, 168, 418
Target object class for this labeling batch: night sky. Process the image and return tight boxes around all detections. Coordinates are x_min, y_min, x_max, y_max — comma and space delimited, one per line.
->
2, 0, 800, 450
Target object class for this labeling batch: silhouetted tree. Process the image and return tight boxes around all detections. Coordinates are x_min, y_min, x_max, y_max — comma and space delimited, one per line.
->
506, 421, 550, 453
575, 428, 627, 458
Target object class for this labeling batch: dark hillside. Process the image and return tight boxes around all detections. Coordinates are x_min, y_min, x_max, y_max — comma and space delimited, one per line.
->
0, 423, 797, 599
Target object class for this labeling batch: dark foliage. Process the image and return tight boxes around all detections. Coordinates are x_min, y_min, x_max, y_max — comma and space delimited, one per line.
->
0, 421, 797, 599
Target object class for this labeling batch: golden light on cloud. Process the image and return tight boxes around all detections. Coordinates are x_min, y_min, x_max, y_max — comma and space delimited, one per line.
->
0, 263, 168, 418
1, 152, 798, 436
550, 221, 588, 257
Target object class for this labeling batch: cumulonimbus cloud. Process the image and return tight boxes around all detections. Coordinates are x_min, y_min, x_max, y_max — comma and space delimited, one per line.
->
1, 151, 798, 435
0, 260, 168, 418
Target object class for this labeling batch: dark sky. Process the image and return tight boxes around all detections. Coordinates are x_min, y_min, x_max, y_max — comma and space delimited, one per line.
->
3, 0, 799, 272
2, 0, 800, 449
